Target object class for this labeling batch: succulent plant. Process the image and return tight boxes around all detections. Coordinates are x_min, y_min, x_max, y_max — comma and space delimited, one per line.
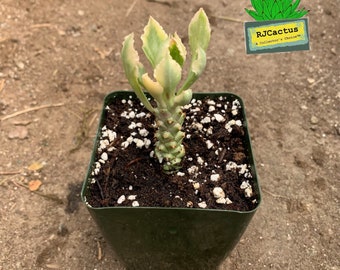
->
245, 0, 309, 21
121, 8, 211, 172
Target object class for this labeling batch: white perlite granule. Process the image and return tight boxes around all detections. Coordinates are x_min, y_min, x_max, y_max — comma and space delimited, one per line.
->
225, 197, 233, 204
134, 138, 145, 148
207, 100, 216, 105
231, 99, 241, 116
139, 128, 149, 137
226, 161, 238, 171
225, 120, 236, 132
193, 182, 200, 190
216, 197, 227, 204
235, 120, 242, 126
127, 195, 137, 200
107, 130, 117, 142
213, 187, 225, 199
210, 174, 220, 181
240, 181, 253, 197
191, 122, 203, 131
201, 116, 211, 124
132, 201, 139, 207
128, 111, 136, 118
188, 165, 199, 175
197, 156, 204, 165
117, 195, 126, 204
98, 139, 109, 151
216, 197, 233, 205
205, 140, 214, 149
214, 113, 225, 122
198, 201, 207, 209
187, 201, 194, 208
100, 152, 108, 161
136, 112, 146, 118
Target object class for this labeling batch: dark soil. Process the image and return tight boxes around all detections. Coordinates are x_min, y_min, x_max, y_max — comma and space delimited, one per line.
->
86, 94, 260, 211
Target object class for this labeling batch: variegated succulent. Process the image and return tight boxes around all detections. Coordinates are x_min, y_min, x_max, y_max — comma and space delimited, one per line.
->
121, 8, 211, 172
246, 0, 309, 21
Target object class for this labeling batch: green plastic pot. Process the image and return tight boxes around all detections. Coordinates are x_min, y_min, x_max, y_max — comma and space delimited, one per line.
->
81, 91, 261, 270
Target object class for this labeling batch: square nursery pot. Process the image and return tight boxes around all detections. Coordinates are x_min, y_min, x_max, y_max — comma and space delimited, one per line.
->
81, 91, 261, 270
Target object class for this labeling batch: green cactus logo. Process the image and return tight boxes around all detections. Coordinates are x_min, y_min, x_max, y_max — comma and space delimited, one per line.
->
246, 0, 309, 21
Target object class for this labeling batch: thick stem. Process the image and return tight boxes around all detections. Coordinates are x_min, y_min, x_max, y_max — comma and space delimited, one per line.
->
154, 103, 186, 171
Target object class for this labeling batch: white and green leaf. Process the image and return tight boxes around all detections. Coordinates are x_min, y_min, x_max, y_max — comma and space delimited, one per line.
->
188, 8, 211, 55
178, 47, 206, 93
169, 33, 187, 67
154, 51, 182, 97
174, 89, 192, 106
121, 33, 154, 112
141, 17, 169, 68
140, 73, 164, 103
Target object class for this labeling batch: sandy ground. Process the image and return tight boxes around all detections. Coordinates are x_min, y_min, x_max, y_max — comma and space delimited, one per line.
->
0, 0, 339, 269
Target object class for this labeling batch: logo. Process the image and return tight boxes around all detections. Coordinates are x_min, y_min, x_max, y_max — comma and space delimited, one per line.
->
244, 0, 310, 54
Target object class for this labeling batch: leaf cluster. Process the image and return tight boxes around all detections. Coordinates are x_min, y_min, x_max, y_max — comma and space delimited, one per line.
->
245, 0, 309, 21
121, 8, 211, 113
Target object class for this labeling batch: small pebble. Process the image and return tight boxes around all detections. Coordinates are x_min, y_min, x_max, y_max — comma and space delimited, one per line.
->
8, 126, 28, 140
336, 126, 340, 136
57, 223, 69, 236
310, 116, 319, 124
307, 78, 315, 84
16, 61, 25, 70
